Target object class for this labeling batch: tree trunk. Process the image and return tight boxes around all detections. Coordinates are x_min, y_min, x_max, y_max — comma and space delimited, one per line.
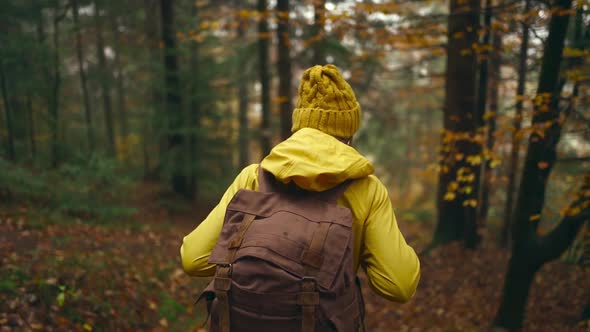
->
433, 0, 481, 248
160, 0, 189, 196
493, 0, 576, 329
502, 0, 531, 248
72, 0, 95, 154
277, 0, 292, 140
494, 175, 589, 331
510, 0, 571, 247
312, 0, 325, 65
142, 0, 162, 177
474, 0, 492, 228
94, 1, 116, 158
188, 3, 201, 198
236, 4, 249, 168
478, 4, 502, 227
49, 11, 61, 168
110, 12, 129, 150
0, 59, 15, 161
582, 302, 590, 327
494, 252, 539, 331
26, 93, 36, 159
257, 0, 271, 155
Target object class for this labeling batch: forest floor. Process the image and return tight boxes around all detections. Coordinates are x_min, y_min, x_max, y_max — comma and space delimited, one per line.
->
0, 183, 589, 332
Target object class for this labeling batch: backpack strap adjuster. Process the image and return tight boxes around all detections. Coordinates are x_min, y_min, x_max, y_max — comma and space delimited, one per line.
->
299, 277, 318, 332
213, 264, 233, 332
297, 291, 320, 305
214, 265, 232, 291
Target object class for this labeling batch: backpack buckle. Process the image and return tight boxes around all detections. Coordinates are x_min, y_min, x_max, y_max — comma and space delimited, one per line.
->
214, 264, 233, 292
301, 277, 317, 290
217, 263, 233, 277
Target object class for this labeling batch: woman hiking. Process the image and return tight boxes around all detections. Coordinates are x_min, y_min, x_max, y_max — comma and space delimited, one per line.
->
181, 64, 420, 332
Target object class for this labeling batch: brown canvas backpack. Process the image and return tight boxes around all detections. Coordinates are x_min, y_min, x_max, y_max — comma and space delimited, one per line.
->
198, 167, 365, 332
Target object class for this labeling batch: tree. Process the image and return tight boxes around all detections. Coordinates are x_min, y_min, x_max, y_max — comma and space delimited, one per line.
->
277, 0, 292, 140
188, 2, 201, 198
72, 0, 95, 154
0, 58, 15, 161
312, 0, 325, 65
160, 0, 189, 196
502, 0, 531, 248
94, 0, 116, 157
43, 3, 66, 169
477, 3, 503, 225
433, 0, 481, 248
142, 0, 162, 176
475, 0, 495, 227
257, 0, 271, 155
493, 1, 584, 329
236, 1, 250, 168
109, 7, 129, 156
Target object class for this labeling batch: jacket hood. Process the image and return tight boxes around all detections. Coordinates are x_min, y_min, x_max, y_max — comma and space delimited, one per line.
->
260, 128, 374, 192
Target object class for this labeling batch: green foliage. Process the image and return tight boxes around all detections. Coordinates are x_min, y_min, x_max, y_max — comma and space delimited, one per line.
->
0, 157, 136, 220
157, 292, 186, 322
0, 267, 28, 295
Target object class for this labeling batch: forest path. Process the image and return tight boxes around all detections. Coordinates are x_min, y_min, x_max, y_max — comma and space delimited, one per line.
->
0, 190, 587, 331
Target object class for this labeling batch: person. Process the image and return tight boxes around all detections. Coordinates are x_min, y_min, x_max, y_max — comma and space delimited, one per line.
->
180, 64, 420, 330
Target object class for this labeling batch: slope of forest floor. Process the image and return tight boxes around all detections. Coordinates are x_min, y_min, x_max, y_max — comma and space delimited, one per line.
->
0, 185, 588, 332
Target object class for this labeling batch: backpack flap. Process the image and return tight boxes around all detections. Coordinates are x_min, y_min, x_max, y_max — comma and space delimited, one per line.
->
208, 189, 353, 291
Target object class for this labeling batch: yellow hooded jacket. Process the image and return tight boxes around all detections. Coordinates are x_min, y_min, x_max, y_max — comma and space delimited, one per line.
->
180, 128, 420, 303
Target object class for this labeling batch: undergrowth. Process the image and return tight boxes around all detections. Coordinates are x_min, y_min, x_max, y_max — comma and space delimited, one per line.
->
0, 157, 137, 221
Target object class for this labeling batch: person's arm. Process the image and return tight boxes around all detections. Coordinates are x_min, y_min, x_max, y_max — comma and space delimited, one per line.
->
361, 176, 420, 302
180, 164, 258, 277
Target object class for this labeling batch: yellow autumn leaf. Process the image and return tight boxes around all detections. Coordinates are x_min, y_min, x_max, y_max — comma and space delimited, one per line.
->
467, 155, 482, 166
566, 207, 582, 217
444, 192, 456, 201
457, 167, 470, 176
462, 199, 477, 207
483, 111, 496, 120
529, 214, 541, 221
463, 174, 475, 182
490, 159, 501, 169
448, 181, 459, 191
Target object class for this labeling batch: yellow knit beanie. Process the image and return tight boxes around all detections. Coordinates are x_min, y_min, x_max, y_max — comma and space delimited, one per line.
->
291, 64, 361, 139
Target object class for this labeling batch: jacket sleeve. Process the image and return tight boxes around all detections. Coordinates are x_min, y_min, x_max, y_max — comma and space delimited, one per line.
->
361, 177, 420, 303
180, 164, 259, 277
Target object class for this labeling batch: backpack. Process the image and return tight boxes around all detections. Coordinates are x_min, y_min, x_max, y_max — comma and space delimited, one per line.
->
198, 167, 365, 332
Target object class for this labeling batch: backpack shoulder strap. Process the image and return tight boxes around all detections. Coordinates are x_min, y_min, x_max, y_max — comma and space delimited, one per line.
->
257, 165, 278, 192
318, 180, 352, 203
